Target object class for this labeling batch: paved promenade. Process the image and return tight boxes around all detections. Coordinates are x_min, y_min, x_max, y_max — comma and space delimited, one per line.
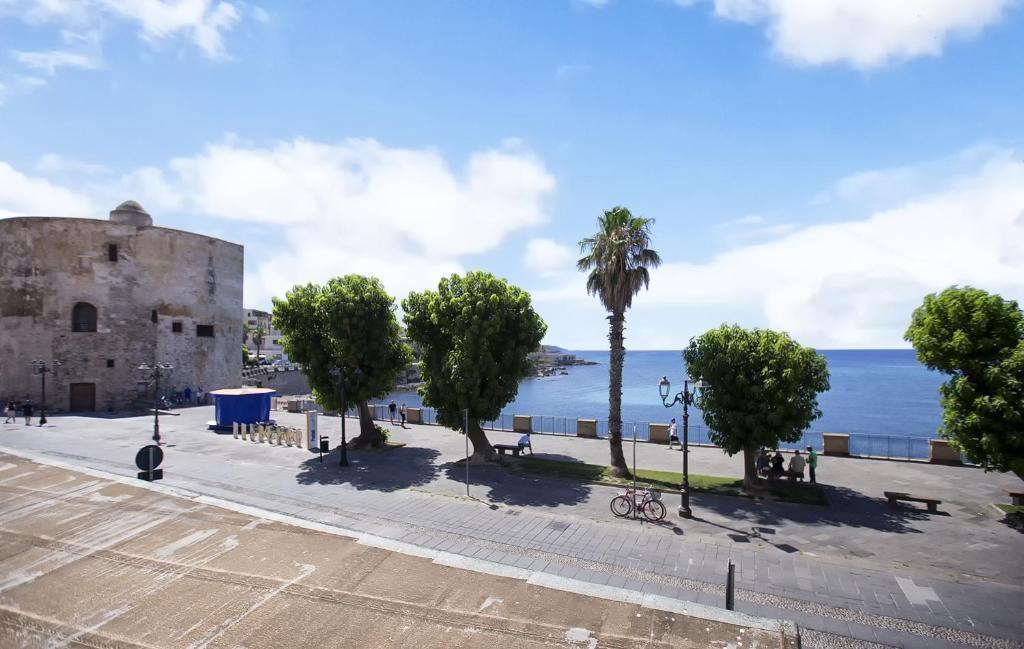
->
0, 455, 796, 648
1, 408, 1022, 649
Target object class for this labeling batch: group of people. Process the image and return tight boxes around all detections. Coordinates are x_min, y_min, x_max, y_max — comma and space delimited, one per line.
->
3, 400, 34, 425
757, 446, 818, 483
387, 400, 408, 427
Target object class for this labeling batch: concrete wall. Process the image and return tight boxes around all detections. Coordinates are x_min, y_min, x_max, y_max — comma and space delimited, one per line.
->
0, 213, 243, 411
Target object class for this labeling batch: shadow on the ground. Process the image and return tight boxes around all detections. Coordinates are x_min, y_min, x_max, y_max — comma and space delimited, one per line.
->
692, 484, 935, 535
997, 512, 1024, 534
295, 446, 441, 491
441, 461, 592, 507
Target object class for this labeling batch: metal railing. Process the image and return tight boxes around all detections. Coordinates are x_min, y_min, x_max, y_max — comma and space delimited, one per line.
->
360, 403, 938, 461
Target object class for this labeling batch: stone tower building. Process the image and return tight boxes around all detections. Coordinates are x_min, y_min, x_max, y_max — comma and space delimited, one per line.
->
0, 201, 243, 412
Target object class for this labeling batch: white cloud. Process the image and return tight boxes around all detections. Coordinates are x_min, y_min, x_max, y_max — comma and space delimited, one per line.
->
14, 49, 99, 72
535, 148, 1024, 348
37, 153, 110, 174
696, 0, 1015, 68
0, 161, 98, 217
524, 238, 575, 276
7, 0, 245, 60
115, 136, 556, 306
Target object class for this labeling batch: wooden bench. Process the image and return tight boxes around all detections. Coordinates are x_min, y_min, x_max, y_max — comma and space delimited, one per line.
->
494, 444, 524, 457
884, 491, 941, 513
1009, 492, 1024, 506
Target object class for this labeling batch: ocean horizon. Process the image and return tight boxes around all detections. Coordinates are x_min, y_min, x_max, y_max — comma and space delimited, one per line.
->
386, 348, 945, 441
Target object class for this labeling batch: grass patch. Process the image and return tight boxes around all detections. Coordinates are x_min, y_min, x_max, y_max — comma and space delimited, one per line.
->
995, 503, 1024, 515
513, 457, 828, 506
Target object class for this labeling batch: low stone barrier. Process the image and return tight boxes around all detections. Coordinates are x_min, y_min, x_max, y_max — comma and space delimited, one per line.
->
577, 418, 597, 438
407, 408, 422, 424
648, 423, 671, 444
513, 415, 532, 433
928, 439, 962, 464
822, 433, 849, 456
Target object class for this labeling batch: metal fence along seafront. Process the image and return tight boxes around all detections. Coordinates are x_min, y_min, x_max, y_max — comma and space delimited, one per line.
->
363, 404, 937, 462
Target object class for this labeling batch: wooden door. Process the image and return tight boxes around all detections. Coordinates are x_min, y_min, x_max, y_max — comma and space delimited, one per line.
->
69, 383, 96, 412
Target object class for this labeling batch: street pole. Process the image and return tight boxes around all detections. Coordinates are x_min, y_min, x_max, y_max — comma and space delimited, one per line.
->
39, 367, 47, 426
339, 377, 348, 467
152, 366, 161, 446
464, 408, 470, 498
681, 379, 691, 519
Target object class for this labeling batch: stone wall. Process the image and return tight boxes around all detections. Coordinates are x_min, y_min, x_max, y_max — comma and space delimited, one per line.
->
0, 212, 243, 411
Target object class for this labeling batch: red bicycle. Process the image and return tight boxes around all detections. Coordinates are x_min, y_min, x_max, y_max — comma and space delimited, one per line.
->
610, 487, 666, 522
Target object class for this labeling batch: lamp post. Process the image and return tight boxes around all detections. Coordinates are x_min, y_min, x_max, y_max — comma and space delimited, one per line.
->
330, 366, 362, 467
138, 362, 173, 445
659, 374, 707, 518
31, 360, 61, 426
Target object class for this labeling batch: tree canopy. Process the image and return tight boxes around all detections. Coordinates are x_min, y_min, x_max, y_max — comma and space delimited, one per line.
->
905, 286, 1024, 478
403, 271, 546, 462
684, 325, 830, 486
577, 206, 661, 476
272, 275, 411, 448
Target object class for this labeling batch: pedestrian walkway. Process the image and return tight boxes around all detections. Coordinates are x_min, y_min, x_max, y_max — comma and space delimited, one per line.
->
1, 409, 1021, 649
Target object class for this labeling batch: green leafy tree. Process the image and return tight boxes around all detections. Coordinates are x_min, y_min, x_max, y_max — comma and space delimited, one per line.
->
905, 286, 1024, 479
403, 271, 546, 462
577, 206, 661, 476
252, 326, 265, 362
684, 325, 830, 487
272, 275, 411, 449
242, 345, 251, 367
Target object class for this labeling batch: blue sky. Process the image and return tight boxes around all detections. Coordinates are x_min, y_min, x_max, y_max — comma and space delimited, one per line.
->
2, 0, 1023, 349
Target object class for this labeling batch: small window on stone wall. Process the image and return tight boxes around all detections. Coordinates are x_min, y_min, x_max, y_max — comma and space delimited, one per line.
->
106, 359, 115, 368
71, 302, 97, 332
197, 324, 214, 338
107, 243, 118, 262
172, 321, 183, 333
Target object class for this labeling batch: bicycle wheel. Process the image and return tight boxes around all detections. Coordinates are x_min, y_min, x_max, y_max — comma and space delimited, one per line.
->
642, 499, 666, 522
610, 495, 632, 518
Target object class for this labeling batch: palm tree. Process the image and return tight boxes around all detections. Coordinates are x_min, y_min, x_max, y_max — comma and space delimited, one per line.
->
252, 327, 265, 363
578, 207, 661, 476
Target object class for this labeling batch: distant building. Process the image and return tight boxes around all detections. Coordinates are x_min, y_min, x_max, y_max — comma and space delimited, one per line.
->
0, 201, 243, 411
243, 308, 287, 361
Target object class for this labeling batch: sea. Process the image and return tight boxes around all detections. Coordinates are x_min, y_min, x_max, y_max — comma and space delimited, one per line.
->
384, 350, 946, 448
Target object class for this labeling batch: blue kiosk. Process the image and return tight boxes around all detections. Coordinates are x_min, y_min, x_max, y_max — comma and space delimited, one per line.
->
208, 387, 276, 431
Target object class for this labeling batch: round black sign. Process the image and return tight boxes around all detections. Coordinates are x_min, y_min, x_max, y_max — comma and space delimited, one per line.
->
135, 445, 164, 471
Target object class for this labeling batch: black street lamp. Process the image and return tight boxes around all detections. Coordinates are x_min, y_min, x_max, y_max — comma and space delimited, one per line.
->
659, 374, 708, 518
138, 362, 173, 445
31, 360, 61, 426
329, 366, 363, 467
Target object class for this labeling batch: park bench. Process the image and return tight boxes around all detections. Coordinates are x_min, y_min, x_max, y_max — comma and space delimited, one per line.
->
494, 444, 525, 457
1009, 492, 1024, 506
884, 491, 941, 513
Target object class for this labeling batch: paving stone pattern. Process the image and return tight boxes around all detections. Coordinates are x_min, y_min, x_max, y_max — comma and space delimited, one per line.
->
0, 408, 1021, 649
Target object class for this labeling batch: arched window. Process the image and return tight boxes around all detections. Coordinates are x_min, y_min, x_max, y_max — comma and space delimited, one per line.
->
71, 302, 97, 332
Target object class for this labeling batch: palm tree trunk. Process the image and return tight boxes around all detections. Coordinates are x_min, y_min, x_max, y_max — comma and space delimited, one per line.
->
607, 312, 628, 477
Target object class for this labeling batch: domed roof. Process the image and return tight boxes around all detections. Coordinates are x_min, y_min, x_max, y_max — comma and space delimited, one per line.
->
109, 200, 153, 226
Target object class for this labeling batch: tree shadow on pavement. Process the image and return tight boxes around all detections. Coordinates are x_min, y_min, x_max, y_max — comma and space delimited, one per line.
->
693, 484, 934, 535
295, 447, 441, 492
997, 512, 1024, 534
441, 461, 592, 508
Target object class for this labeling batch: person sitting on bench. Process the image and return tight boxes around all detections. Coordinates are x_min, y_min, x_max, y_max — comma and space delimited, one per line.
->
788, 449, 806, 482
517, 432, 533, 454
769, 450, 785, 478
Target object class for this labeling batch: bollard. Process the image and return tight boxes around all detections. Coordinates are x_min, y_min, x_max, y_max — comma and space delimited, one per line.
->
233, 422, 239, 439
725, 560, 735, 611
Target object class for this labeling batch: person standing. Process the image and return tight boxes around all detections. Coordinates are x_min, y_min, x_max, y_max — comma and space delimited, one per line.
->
388, 400, 397, 424
183, 385, 192, 406
196, 387, 204, 405
806, 445, 818, 483
4, 401, 16, 424
23, 401, 34, 426
666, 418, 679, 450
399, 403, 407, 428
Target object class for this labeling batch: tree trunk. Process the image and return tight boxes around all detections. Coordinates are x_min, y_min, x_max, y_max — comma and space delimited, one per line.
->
607, 312, 629, 477
742, 446, 758, 489
466, 417, 498, 463
348, 400, 384, 449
